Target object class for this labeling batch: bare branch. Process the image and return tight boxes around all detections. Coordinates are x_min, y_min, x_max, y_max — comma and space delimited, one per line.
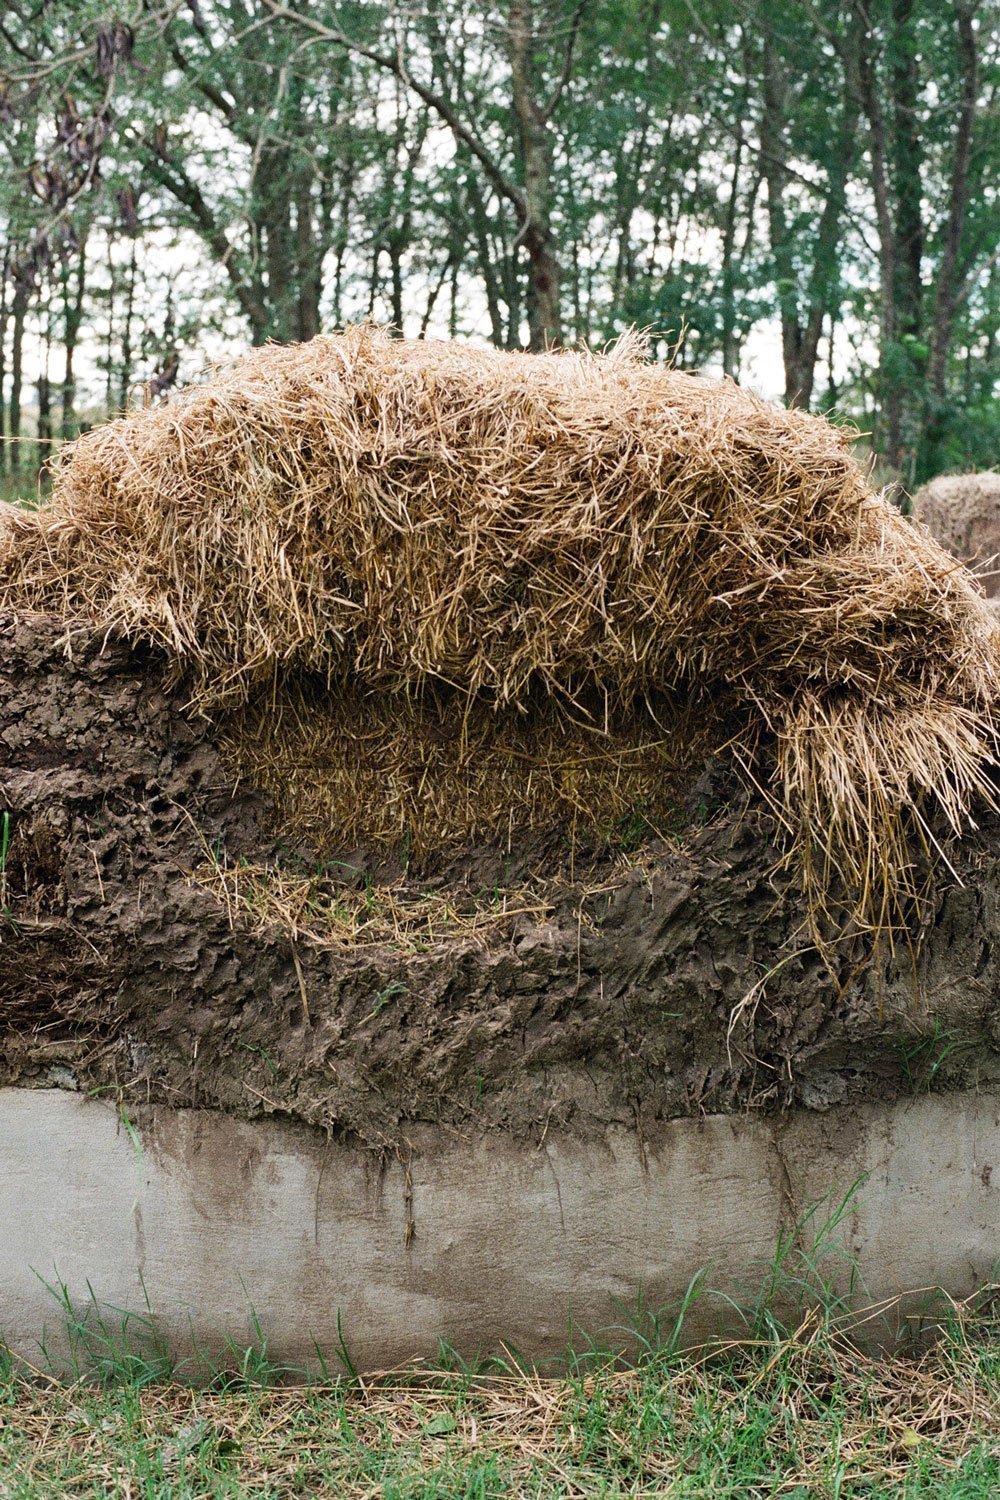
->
541, 0, 588, 121
260, 1, 524, 217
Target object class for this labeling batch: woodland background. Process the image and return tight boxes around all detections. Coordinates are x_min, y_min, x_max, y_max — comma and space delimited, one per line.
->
0, 0, 997, 494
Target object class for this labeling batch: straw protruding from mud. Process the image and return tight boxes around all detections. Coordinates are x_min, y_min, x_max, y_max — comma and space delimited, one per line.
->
2, 325, 997, 936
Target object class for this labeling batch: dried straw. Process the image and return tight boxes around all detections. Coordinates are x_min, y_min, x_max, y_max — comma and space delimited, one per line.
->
220, 681, 711, 858
2, 325, 997, 933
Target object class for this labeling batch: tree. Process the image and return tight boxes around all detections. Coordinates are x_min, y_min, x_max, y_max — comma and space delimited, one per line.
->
260, 0, 590, 348
1, 0, 998, 482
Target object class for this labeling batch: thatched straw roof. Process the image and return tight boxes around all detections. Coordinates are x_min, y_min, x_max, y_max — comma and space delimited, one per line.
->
2, 325, 998, 936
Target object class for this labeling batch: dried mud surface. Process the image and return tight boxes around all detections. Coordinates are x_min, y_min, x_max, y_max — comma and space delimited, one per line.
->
3, 611, 1000, 1146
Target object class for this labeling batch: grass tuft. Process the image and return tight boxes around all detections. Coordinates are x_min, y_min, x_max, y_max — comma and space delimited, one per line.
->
1, 1280, 999, 1495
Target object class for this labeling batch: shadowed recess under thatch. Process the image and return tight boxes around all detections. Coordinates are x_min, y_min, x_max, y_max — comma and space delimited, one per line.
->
220, 680, 717, 860
1, 325, 998, 936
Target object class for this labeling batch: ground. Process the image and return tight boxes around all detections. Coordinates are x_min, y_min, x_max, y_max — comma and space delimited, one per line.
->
2, 1283, 999, 1498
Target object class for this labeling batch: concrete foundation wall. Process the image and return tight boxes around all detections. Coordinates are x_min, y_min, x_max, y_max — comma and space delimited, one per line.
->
2, 1088, 999, 1372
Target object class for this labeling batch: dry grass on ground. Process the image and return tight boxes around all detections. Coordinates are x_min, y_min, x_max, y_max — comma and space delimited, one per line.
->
2, 1299, 999, 1498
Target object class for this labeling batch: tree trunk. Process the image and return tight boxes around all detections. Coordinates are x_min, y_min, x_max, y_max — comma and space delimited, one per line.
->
0, 247, 9, 476
36, 309, 51, 479
720, 119, 745, 380
760, 24, 855, 411
857, 7, 903, 469
890, 0, 923, 348
8, 280, 28, 477
259, 143, 296, 343
118, 240, 138, 412
465, 169, 506, 347
760, 44, 805, 404
61, 241, 87, 440
295, 172, 322, 341
888, 0, 925, 480
926, 4, 978, 406
332, 168, 356, 327
788, 61, 859, 410
507, 0, 561, 349
388, 240, 405, 331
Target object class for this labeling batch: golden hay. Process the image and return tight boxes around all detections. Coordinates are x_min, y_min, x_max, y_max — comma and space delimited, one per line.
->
221, 682, 712, 859
912, 471, 1000, 597
1, 325, 998, 934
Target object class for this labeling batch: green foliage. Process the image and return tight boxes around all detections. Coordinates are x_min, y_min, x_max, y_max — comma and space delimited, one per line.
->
0, 2, 997, 478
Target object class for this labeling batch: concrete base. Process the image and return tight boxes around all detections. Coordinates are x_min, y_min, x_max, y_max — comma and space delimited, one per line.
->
2, 1088, 999, 1372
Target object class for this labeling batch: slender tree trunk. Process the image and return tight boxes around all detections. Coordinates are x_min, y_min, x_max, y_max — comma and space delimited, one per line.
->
824, 314, 839, 409
35, 285, 53, 475
36, 365, 51, 480
295, 175, 322, 341
465, 171, 506, 347
507, 0, 561, 348
62, 240, 87, 440
721, 117, 745, 380
890, 0, 923, 348
8, 279, 28, 477
104, 236, 116, 416
609, 111, 652, 324
0, 246, 9, 476
418, 261, 449, 338
449, 253, 459, 339
260, 145, 295, 342
789, 61, 859, 410
759, 27, 850, 412
388, 241, 405, 331
119, 240, 138, 412
570, 231, 582, 341
889, 0, 924, 480
332, 169, 355, 326
760, 44, 805, 404
857, 6, 902, 469
927, 3, 978, 403
499, 214, 523, 348
367, 246, 380, 317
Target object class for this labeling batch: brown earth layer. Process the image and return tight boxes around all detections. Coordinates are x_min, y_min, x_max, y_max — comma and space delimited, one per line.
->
2, 612, 999, 1147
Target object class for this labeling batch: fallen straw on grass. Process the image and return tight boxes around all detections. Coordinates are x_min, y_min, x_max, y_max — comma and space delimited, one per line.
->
195, 855, 560, 952
4, 1281, 1000, 1497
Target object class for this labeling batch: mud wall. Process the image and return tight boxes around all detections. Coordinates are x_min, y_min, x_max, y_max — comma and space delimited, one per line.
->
4, 614, 1000, 1365
4, 612, 1000, 1144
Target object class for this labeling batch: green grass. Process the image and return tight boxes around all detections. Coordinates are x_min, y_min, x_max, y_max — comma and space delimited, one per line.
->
2, 1190, 999, 1497
1, 1296, 999, 1497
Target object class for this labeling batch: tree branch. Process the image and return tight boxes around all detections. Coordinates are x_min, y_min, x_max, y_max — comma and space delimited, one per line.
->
260, 1, 525, 218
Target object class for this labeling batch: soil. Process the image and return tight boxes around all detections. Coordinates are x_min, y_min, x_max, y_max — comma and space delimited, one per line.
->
3, 611, 1000, 1147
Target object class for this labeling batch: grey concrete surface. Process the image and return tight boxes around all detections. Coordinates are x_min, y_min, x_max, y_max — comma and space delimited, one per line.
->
2, 1088, 999, 1371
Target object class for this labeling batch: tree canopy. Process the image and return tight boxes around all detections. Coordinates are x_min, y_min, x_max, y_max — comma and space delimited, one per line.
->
1, 0, 998, 487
